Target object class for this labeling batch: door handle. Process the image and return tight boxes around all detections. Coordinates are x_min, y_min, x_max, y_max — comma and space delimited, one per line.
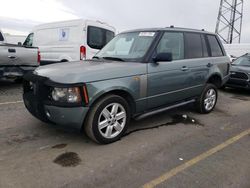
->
8, 55, 17, 59
181, 66, 189, 71
8, 48, 16, 53
207, 63, 213, 67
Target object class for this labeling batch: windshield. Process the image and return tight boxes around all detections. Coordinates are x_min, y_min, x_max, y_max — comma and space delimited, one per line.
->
232, 56, 250, 67
95, 31, 156, 61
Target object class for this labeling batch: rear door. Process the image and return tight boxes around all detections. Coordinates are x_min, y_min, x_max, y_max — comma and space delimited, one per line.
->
86, 26, 114, 59
206, 34, 229, 78
0, 44, 38, 66
0, 45, 12, 65
14, 46, 38, 66
182, 32, 211, 95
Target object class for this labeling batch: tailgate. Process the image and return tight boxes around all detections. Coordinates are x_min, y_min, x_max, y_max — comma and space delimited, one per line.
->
0, 44, 38, 66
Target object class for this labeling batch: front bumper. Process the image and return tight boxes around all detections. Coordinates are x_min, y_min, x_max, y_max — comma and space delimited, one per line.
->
0, 66, 37, 79
225, 78, 250, 89
23, 73, 89, 131
225, 71, 250, 89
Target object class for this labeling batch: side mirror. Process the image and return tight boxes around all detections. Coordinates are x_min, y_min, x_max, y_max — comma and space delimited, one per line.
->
153, 53, 173, 62
17, 42, 22, 46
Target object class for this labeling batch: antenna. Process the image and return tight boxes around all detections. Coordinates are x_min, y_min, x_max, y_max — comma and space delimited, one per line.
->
215, 0, 243, 44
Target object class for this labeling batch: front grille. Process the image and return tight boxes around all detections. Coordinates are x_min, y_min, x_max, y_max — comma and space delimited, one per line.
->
23, 80, 51, 101
23, 77, 52, 123
227, 79, 248, 87
230, 72, 248, 80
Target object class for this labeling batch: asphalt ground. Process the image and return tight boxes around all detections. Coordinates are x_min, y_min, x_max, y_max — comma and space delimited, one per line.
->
0, 80, 249, 188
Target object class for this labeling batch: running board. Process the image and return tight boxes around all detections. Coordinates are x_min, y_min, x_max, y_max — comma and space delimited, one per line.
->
135, 99, 196, 120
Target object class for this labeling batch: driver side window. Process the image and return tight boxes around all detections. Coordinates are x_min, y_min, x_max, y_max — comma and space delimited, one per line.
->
157, 32, 184, 60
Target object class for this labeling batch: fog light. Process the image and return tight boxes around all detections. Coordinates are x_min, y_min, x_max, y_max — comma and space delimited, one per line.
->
45, 110, 51, 118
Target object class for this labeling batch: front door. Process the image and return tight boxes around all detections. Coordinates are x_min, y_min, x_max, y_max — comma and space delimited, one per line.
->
147, 31, 192, 109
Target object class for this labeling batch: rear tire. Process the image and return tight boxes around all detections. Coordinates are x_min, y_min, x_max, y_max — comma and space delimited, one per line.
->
196, 84, 218, 114
85, 95, 131, 144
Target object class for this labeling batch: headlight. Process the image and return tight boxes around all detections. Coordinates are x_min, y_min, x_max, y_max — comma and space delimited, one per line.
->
51, 87, 81, 103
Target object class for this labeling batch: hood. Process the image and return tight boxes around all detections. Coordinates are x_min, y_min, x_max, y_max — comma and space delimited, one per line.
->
35, 60, 147, 84
231, 65, 250, 73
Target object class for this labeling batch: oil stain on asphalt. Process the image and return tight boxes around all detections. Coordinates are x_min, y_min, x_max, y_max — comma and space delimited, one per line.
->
124, 114, 203, 137
52, 143, 67, 149
231, 95, 249, 101
53, 152, 81, 167
7, 133, 40, 145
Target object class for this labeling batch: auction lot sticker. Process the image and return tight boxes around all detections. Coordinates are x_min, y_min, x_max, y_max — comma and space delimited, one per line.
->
139, 32, 155, 37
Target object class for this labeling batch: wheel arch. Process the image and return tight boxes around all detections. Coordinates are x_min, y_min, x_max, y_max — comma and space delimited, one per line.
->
81, 88, 136, 131
206, 73, 223, 88
90, 89, 136, 114
61, 59, 69, 62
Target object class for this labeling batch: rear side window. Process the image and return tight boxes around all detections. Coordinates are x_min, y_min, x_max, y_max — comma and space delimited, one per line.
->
185, 33, 203, 59
23, 33, 34, 47
157, 32, 184, 60
87, 26, 115, 50
207, 35, 224, 57
0, 32, 4, 41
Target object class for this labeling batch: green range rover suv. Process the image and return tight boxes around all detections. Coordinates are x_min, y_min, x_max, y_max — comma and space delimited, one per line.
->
23, 27, 230, 144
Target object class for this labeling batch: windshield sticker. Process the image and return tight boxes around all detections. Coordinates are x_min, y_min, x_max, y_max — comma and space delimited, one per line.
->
139, 32, 155, 37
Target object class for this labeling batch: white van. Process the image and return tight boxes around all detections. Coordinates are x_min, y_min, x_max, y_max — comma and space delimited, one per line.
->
23, 19, 115, 64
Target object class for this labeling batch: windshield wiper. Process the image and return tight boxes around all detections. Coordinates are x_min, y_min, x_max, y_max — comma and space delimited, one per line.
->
102, 56, 124, 62
92, 56, 100, 59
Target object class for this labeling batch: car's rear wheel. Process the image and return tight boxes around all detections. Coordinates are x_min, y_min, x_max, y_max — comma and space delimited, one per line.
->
85, 95, 130, 144
196, 84, 218, 114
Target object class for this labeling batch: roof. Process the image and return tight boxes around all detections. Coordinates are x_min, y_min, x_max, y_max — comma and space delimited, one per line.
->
121, 27, 215, 35
33, 19, 115, 31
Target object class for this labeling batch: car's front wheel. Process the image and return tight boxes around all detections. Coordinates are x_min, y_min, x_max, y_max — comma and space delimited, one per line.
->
85, 95, 130, 144
196, 84, 218, 114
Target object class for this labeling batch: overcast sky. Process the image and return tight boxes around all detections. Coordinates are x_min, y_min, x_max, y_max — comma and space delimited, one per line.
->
0, 0, 249, 42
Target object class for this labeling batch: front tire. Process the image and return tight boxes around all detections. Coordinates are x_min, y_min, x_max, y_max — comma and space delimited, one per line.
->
85, 95, 131, 144
196, 84, 218, 114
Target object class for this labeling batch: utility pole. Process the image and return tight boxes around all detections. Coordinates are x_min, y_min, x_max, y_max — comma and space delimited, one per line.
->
215, 0, 243, 44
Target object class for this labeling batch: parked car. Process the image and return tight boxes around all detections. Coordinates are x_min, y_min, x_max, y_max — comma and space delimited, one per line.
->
0, 29, 40, 81
23, 19, 115, 65
23, 27, 230, 144
225, 53, 250, 89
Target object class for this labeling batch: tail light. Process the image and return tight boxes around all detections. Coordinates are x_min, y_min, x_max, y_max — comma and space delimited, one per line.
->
37, 49, 41, 65
80, 46, 86, 60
